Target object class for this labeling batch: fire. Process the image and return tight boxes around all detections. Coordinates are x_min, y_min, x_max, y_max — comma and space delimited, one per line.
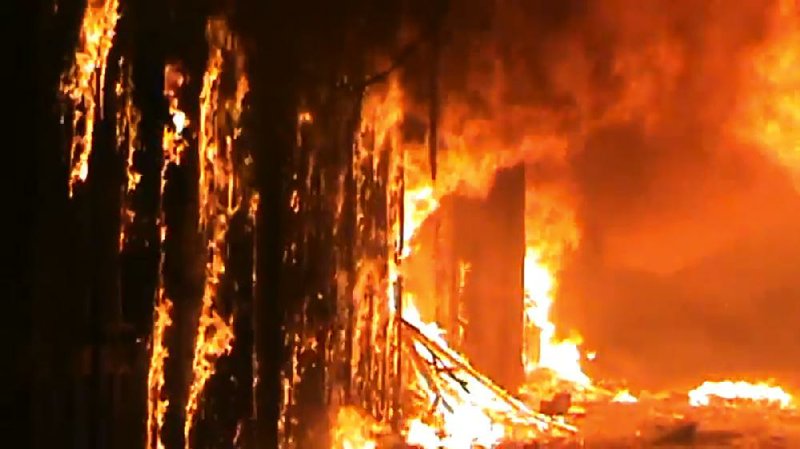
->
144, 63, 188, 449
402, 186, 440, 257
401, 300, 575, 449
522, 247, 588, 386
331, 407, 385, 449
162, 64, 188, 185
689, 380, 794, 409
61, 0, 120, 196
522, 185, 586, 388
358, 76, 584, 447
184, 19, 248, 446
117, 58, 141, 251
146, 296, 173, 449
611, 389, 638, 404
736, 0, 800, 182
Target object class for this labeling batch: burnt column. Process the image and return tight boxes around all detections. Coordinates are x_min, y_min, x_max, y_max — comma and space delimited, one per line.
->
456, 163, 525, 391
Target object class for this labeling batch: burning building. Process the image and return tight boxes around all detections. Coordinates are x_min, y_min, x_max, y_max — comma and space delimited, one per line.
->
25, 0, 800, 448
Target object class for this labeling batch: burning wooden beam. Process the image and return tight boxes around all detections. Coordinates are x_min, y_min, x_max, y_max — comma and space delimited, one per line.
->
400, 315, 577, 435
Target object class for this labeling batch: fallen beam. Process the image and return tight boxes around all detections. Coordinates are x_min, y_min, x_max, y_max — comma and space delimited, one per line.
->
400, 316, 577, 434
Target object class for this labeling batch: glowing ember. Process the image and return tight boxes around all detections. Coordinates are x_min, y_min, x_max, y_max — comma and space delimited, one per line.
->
61, 0, 120, 196
689, 380, 794, 409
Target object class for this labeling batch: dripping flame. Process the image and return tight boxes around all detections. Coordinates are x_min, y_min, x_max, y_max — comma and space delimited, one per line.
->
146, 296, 173, 449
117, 58, 141, 252
145, 63, 189, 449
185, 19, 249, 445
61, 0, 120, 196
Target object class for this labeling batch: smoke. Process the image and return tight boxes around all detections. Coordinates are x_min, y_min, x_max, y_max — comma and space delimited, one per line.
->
410, 0, 800, 388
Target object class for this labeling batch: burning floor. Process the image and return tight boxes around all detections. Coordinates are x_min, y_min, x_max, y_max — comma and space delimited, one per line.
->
333, 306, 800, 449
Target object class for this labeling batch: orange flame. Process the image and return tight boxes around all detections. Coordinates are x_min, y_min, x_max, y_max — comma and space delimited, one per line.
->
61, 0, 120, 196
144, 63, 188, 449
402, 300, 576, 449
146, 296, 173, 449
689, 380, 794, 409
116, 59, 141, 252
184, 20, 249, 446
357, 77, 583, 446
522, 186, 586, 387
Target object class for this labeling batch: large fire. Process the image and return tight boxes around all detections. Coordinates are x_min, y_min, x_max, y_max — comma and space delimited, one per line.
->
355, 77, 583, 448
53, 2, 800, 447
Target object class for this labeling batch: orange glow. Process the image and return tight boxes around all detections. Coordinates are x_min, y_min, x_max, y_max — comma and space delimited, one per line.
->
689, 380, 794, 409
298, 111, 313, 124
61, 0, 120, 196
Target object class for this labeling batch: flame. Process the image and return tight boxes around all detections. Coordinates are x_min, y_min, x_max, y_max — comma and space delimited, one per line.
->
117, 58, 141, 251
522, 248, 588, 386
522, 183, 587, 387
689, 380, 794, 409
146, 296, 173, 449
144, 63, 188, 449
61, 0, 120, 196
163, 64, 189, 185
356, 77, 582, 447
198, 48, 224, 229
611, 389, 638, 404
402, 186, 440, 258
331, 407, 385, 449
401, 299, 575, 449
736, 0, 800, 183
184, 19, 248, 446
